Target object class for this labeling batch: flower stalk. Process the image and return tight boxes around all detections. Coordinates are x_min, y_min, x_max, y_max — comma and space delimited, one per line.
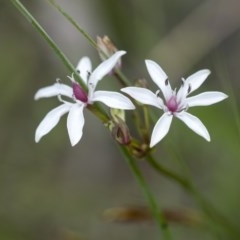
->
10, 0, 83, 87
11, 1, 239, 239
119, 146, 173, 240
46, 0, 132, 87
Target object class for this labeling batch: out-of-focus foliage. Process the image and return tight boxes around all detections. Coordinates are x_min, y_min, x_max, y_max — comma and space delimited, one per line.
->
0, 0, 240, 239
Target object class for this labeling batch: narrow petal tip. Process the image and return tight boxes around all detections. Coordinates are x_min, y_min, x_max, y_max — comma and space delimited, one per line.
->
34, 83, 73, 100
117, 50, 127, 55
221, 92, 228, 99
35, 134, 41, 143
126, 102, 136, 110
186, 91, 228, 107
206, 135, 211, 142
176, 112, 211, 142
34, 104, 71, 144
145, 59, 153, 64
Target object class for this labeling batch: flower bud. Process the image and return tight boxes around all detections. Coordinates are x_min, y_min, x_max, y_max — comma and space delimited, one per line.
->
109, 108, 131, 145
97, 36, 121, 73
110, 108, 125, 122
135, 78, 148, 88
111, 118, 131, 145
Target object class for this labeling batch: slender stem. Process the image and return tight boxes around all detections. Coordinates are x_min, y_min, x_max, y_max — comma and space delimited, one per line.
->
143, 106, 150, 132
47, 0, 97, 50
12, 0, 238, 238
10, 0, 85, 87
184, 174, 240, 238
213, 52, 240, 141
114, 69, 132, 86
11, 0, 109, 121
119, 146, 172, 240
46, 0, 133, 88
146, 154, 190, 189
142, 105, 150, 141
114, 71, 129, 87
187, 180, 239, 238
87, 104, 109, 123
148, 148, 240, 238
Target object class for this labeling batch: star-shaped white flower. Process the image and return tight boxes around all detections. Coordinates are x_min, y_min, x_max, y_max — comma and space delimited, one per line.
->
34, 51, 135, 146
121, 60, 228, 147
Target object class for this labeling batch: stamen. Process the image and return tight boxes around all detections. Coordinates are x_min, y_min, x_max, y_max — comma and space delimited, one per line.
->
180, 78, 185, 86
87, 71, 91, 78
165, 78, 169, 86
88, 82, 95, 92
55, 80, 64, 98
57, 94, 68, 104
67, 74, 75, 83
55, 79, 74, 104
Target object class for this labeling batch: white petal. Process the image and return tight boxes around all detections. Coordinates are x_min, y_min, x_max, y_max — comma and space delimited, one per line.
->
35, 103, 71, 142
175, 112, 210, 141
34, 83, 72, 100
121, 87, 163, 109
76, 57, 92, 84
89, 51, 126, 88
92, 91, 135, 109
67, 103, 85, 146
186, 91, 228, 107
145, 60, 172, 100
150, 113, 173, 148
185, 69, 211, 94
176, 69, 211, 102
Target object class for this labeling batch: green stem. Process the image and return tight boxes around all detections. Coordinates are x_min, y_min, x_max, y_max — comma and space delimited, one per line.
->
142, 105, 150, 141
87, 104, 109, 123
46, 0, 132, 87
11, 0, 109, 120
143, 106, 150, 132
148, 149, 240, 238
187, 180, 239, 239
10, 0, 85, 88
119, 146, 172, 240
114, 69, 132, 86
114, 71, 130, 87
47, 0, 97, 50
146, 154, 190, 189
213, 52, 240, 141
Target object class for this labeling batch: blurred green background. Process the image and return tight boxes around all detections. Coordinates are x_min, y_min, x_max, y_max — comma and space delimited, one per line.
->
1, 0, 240, 239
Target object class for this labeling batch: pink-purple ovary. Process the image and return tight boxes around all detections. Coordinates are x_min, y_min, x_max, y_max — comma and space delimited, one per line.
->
167, 96, 178, 112
73, 83, 88, 103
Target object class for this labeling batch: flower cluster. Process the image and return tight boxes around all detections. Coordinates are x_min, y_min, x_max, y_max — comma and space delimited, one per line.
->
35, 51, 227, 147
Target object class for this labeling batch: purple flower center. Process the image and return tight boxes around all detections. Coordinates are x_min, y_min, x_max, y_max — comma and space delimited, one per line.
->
167, 95, 178, 113
73, 82, 88, 103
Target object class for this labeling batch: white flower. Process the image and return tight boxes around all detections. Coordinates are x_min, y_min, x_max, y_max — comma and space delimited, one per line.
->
121, 60, 228, 148
34, 51, 135, 146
